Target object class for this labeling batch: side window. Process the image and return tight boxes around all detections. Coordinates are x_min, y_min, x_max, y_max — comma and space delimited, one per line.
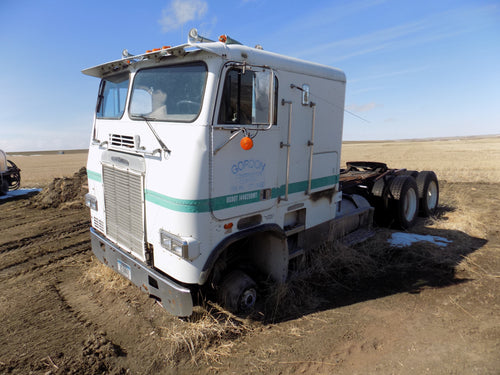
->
218, 67, 278, 125
96, 73, 129, 119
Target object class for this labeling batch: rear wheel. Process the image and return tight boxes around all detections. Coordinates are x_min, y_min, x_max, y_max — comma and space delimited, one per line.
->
416, 171, 439, 217
388, 175, 419, 229
218, 270, 257, 314
371, 177, 392, 226
402, 170, 419, 178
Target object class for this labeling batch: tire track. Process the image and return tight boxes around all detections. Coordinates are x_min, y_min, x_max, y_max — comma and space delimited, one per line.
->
0, 205, 72, 233
51, 283, 98, 330
0, 239, 91, 280
0, 220, 89, 254
0, 204, 91, 280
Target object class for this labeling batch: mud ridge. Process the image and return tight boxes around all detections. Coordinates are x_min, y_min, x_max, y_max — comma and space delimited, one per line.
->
0, 222, 88, 253
0, 240, 90, 279
52, 284, 98, 330
31, 167, 88, 209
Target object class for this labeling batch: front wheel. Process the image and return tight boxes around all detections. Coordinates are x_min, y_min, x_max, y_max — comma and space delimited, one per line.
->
218, 270, 257, 314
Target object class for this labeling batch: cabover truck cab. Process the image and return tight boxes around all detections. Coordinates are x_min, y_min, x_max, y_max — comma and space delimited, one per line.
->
83, 30, 388, 316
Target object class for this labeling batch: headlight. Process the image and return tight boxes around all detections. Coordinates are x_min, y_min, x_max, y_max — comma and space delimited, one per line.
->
159, 229, 200, 260
85, 193, 98, 211
160, 230, 188, 258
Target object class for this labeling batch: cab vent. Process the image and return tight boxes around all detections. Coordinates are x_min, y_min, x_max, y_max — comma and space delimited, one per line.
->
110, 134, 135, 148
93, 216, 105, 233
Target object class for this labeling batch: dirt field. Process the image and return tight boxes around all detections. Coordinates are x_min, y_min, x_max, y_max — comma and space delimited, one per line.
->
8, 150, 88, 188
1, 138, 499, 374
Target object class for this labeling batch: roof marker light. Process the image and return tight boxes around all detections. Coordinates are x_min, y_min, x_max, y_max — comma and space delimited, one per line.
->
218, 34, 243, 45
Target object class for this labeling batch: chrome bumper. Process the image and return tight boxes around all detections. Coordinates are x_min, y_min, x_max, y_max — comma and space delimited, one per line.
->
90, 227, 193, 317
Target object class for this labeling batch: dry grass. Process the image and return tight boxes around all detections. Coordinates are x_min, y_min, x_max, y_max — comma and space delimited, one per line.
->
265, 241, 379, 319
341, 137, 500, 183
83, 258, 133, 291
265, 228, 481, 322
427, 183, 488, 238
160, 307, 249, 365
83, 259, 251, 365
9, 151, 88, 188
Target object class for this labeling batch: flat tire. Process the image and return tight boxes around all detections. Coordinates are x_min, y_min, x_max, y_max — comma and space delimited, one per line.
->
218, 270, 257, 314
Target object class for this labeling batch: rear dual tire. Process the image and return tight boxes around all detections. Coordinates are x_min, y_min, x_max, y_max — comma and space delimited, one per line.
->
416, 171, 439, 217
387, 175, 419, 229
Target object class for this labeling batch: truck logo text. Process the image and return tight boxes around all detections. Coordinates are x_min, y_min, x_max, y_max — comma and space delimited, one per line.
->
111, 156, 130, 167
231, 159, 266, 175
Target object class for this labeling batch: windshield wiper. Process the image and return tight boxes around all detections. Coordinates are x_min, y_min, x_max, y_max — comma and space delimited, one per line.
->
139, 116, 171, 156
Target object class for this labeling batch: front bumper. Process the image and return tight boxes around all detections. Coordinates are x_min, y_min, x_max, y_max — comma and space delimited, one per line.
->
90, 227, 193, 317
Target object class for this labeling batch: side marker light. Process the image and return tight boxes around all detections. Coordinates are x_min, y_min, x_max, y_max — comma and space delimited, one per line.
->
240, 136, 253, 150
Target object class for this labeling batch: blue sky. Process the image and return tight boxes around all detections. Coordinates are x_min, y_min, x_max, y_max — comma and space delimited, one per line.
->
0, 0, 499, 151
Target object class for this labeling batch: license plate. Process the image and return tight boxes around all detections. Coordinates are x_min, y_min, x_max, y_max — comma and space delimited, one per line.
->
117, 259, 132, 280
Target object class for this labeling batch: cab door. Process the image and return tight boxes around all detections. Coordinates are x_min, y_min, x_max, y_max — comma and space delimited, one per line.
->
210, 64, 279, 220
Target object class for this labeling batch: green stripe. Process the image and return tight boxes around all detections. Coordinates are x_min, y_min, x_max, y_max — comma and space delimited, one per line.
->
145, 190, 210, 213
87, 170, 102, 183
86, 169, 338, 212
146, 174, 339, 213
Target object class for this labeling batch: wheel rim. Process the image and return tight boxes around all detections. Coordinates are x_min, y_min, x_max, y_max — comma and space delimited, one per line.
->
426, 181, 438, 210
239, 288, 257, 311
403, 188, 417, 221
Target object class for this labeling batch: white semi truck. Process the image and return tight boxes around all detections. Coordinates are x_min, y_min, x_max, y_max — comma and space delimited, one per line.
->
83, 29, 439, 316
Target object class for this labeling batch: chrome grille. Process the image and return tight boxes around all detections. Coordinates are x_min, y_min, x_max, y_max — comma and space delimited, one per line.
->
102, 165, 145, 260
110, 134, 135, 148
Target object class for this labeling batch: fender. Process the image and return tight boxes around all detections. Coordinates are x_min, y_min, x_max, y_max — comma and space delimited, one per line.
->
198, 223, 287, 285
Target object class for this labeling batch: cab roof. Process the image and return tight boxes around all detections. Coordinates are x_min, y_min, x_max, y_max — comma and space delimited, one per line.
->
82, 31, 345, 83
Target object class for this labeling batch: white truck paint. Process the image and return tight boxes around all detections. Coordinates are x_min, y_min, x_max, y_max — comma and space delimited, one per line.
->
83, 30, 432, 317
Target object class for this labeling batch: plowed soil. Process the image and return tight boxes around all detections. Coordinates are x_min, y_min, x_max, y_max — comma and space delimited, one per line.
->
1, 145, 499, 374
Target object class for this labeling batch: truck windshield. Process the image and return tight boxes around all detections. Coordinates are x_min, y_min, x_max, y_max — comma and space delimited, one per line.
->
96, 73, 129, 119
129, 62, 207, 122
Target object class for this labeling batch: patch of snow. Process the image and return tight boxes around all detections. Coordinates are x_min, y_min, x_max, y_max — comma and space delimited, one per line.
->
388, 232, 452, 248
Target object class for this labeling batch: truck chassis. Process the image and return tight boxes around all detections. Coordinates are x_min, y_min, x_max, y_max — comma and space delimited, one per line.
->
340, 161, 439, 229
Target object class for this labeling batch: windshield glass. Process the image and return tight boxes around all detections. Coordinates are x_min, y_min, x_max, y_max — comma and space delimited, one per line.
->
96, 73, 129, 119
129, 62, 207, 122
